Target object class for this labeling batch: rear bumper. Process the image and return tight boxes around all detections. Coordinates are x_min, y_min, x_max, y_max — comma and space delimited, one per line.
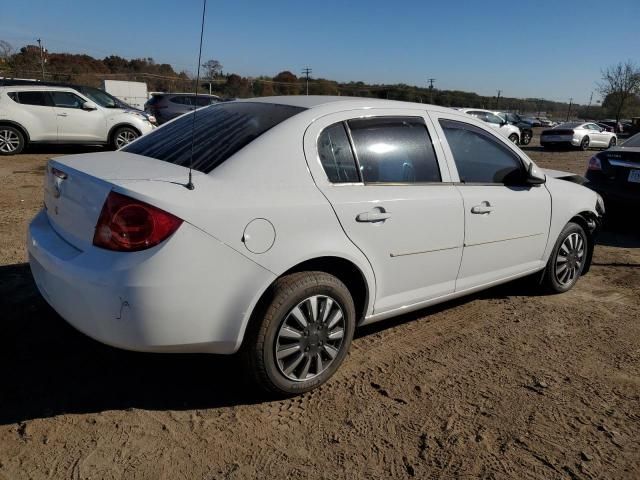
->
27, 210, 275, 354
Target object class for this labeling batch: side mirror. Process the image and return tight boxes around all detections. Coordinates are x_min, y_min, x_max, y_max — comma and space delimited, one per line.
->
500, 120, 507, 127
82, 101, 97, 111
526, 162, 546, 185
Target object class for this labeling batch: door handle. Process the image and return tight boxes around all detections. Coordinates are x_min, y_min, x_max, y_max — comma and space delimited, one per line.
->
57, 113, 68, 117
471, 202, 494, 214
356, 209, 391, 223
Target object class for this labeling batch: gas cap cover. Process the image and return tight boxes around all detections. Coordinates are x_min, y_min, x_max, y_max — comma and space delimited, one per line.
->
242, 218, 276, 254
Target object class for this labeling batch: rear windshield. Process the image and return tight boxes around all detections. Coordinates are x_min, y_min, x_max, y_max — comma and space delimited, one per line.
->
123, 102, 305, 173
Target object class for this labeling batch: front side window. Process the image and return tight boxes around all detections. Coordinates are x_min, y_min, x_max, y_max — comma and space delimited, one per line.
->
440, 119, 524, 184
51, 91, 85, 109
123, 102, 305, 173
317, 123, 359, 183
11, 91, 50, 106
348, 117, 441, 183
485, 112, 504, 125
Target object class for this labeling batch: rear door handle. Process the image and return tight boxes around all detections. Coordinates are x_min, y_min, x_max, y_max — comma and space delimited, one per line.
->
471, 202, 494, 214
356, 209, 391, 223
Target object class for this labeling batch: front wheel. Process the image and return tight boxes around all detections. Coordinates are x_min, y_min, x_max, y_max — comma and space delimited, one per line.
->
244, 271, 356, 396
521, 131, 532, 145
542, 222, 588, 293
508, 133, 519, 144
111, 126, 139, 150
608, 137, 617, 148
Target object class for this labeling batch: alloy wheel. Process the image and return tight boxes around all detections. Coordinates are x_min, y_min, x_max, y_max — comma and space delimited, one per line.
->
115, 129, 137, 148
275, 295, 346, 382
554, 232, 585, 286
0, 129, 20, 153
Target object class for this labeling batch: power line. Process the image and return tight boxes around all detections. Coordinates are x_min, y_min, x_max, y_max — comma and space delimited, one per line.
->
302, 67, 312, 95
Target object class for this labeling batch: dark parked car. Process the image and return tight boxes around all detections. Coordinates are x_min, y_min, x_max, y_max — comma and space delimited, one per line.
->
144, 93, 220, 124
495, 111, 534, 145
585, 133, 640, 210
596, 122, 615, 133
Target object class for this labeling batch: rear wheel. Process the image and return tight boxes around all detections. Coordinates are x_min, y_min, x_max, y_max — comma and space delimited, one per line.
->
0, 125, 25, 155
111, 126, 139, 150
508, 133, 519, 144
244, 271, 356, 396
580, 136, 590, 151
608, 137, 617, 148
521, 131, 532, 145
542, 222, 588, 293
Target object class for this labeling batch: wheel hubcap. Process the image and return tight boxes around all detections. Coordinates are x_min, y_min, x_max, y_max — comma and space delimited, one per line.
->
555, 232, 585, 286
275, 295, 345, 382
115, 130, 136, 148
0, 129, 20, 153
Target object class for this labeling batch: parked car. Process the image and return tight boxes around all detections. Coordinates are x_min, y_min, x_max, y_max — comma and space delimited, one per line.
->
145, 93, 221, 124
524, 117, 542, 127
595, 122, 615, 133
0, 85, 156, 155
585, 132, 640, 209
27, 96, 603, 395
537, 117, 556, 127
457, 108, 521, 144
540, 122, 617, 150
494, 111, 534, 145
598, 120, 623, 133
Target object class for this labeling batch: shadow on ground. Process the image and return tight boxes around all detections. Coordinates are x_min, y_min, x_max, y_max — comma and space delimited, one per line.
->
1, 224, 637, 425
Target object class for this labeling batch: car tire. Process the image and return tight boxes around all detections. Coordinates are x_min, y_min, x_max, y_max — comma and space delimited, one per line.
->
542, 222, 588, 294
0, 125, 25, 155
508, 133, 519, 144
580, 136, 590, 151
608, 137, 616, 148
521, 131, 531, 145
244, 271, 356, 396
111, 126, 139, 150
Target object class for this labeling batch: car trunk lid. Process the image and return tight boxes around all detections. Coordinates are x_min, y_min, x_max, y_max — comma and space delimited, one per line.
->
44, 151, 198, 251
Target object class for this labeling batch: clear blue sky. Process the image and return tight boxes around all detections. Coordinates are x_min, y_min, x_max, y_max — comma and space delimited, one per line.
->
1, 0, 639, 104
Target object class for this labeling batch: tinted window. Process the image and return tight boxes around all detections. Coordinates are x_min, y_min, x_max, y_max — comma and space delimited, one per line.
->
440, 119, 524, 184
170, 96, 192, 105
51, 91, 84, 108
317, 123, 359, 183
348, 117, 441, 183
123, 102, 305, 173
467, 111, 487, 121
195, 97, 217, 107
485, 112, 504, 125
12, 91, 50, 106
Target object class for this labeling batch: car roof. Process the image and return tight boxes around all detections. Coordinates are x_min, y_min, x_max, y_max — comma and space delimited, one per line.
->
154, 92, 220, 97
238, 95, 458, 113
0, 85, 81, 92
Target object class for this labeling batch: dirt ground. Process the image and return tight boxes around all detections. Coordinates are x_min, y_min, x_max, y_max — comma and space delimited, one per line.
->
1, 131, 639, 479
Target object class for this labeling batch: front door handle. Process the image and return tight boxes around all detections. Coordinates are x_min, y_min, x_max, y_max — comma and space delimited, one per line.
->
471, 202, 494, 214
356, 208, 391, 223
57, 113, 68, 117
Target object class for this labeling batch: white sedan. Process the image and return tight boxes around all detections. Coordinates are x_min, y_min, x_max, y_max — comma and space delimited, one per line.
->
540, 122, 618, 150
28, 97, 604, 395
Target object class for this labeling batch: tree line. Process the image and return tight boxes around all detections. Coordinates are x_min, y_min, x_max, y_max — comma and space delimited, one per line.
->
1, 41, 638, 120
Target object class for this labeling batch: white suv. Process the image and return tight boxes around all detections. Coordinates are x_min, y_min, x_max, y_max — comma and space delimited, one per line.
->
457, 108, 521, 144
0, 85, 155, 155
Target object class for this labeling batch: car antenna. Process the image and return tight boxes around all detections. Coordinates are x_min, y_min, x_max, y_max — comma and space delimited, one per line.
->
186, 0, 207, 191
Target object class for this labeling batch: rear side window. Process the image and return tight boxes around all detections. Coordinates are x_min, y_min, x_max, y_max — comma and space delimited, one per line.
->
440, 119, 524, 184
170, 96, 192, 105
50, 91, 84, 109
348, 117, 441, 183
123, 102, 305, 173
9, 91, 51, 106
317, 123, 359, 183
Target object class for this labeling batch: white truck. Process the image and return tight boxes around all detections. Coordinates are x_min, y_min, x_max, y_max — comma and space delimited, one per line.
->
102, 80, 148, 110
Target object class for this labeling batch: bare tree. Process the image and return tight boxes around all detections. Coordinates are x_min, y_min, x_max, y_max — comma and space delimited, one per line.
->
0, 40, 13, 60
597, 60, 640, 121
202, 59, 222, 79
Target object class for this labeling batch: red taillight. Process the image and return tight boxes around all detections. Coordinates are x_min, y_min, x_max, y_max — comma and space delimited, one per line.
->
93, 192, 183, 252
588, 156, 602, 171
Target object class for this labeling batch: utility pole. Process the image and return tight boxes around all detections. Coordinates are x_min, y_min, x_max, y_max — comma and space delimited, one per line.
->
496, 89, 502, 109
586, 91, 593, 119
302, 67, 312, 96
427, 78, 435, 104
566, 97, 573, 121
36, 38, 45, 80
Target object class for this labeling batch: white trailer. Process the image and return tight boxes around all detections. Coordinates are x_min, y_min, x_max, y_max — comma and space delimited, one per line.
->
102, 80, 148, 110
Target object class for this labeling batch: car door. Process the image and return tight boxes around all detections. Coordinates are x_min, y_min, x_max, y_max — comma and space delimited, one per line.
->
586, 123, 607, 146
10, 90, 58, 141
303, 109, 464, 315
429, 112, 551, 292
50, 91, 107, 142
